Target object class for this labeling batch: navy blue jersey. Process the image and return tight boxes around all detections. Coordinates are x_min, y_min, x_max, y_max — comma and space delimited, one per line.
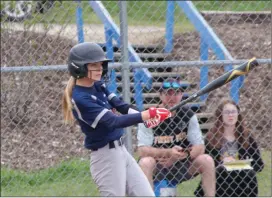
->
72, 81, 143, 150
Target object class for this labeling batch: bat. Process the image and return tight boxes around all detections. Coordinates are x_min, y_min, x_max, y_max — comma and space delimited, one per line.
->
169, 57, 259, 112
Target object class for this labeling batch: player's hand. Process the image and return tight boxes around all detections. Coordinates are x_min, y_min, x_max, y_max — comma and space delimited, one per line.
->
144, 107, 171, 128
148, 107, 172, 121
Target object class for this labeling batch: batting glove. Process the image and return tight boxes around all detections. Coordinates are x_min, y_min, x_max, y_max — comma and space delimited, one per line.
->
145, 107, 172, 128
148, 107, 172, 121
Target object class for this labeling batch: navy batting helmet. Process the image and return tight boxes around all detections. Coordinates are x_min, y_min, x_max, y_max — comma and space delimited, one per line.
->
68, 42, 111, 79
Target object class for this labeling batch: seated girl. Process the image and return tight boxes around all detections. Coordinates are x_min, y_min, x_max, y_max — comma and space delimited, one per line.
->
194, 99, 264, 197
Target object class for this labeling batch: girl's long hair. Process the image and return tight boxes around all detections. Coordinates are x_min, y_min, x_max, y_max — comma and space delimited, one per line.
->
206, 98, 251, 149
62, 76, 76, 125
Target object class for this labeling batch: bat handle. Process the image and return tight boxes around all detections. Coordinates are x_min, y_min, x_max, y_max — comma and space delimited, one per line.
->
169, 94, 198, 112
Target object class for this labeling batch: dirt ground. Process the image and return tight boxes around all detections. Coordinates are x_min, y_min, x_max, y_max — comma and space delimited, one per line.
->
1, 23, 165, 45
1, 17, 271, 170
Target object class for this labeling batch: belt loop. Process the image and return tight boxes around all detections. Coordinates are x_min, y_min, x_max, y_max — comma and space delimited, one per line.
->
121, 136, 123, 145
120, 136, 124, 146
109, 141, 115, 149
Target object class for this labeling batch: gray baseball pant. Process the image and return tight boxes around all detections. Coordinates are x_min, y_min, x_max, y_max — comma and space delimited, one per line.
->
90, 140, 155, 196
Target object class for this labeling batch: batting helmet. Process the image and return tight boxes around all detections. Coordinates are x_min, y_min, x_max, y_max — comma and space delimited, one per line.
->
68, 42, 111, 79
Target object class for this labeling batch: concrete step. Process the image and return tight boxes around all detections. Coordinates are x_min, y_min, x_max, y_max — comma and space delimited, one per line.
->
130, 92, 193, 98
116, 81, 193, 88
142, 101, 205, 110
199, 123, 213, 133
197, 112, 213, 124
195, 112, 213, 119
199, 122, 213, 129
115, 71, 183, 78
119, 92, 193, 104
114, 52, 170, 62
131, 44, 164, 53
99, 43, 164, 53
115, 71, 188, 83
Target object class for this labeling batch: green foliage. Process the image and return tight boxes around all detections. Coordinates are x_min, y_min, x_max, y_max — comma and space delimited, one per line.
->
2, 1, 270, 26
194, 1, 271, 11
1, 159, 96, 196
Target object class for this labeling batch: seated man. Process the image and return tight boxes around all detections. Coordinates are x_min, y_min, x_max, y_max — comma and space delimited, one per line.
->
137, 78, 215, 197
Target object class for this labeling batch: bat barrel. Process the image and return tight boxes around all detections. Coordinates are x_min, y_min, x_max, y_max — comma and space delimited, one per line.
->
168, 58, 259, 112
224, 57, 259, 84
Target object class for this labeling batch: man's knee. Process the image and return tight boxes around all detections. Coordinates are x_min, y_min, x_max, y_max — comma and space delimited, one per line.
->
138, 157, 156, 171
194, 154, 215, 172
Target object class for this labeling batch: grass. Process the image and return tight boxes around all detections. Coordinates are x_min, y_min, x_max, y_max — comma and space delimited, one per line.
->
1, 159, 99, 196
1, 150, 271, 197
24, 1, 271, 24
177, 150, 272, 196
1, 1, 270, 34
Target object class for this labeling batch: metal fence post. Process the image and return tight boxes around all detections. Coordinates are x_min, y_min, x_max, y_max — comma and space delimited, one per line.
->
119, 0, 133, 154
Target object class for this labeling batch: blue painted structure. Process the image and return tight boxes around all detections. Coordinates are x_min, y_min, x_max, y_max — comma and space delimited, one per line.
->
166, 1, 243, 104
76, 1, 84, 43
104, 28, 117, 95
75, 0, 243, 110
75, 0, 152, 110
200, 37, 209, 101
89, 1, 152, 111
165, 1, 175, 53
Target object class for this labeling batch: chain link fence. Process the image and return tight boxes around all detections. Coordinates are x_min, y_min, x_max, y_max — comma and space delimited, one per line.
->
1, 0, 271, 196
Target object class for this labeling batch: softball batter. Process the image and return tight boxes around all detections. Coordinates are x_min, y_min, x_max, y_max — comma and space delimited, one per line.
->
62, 42, 171, 196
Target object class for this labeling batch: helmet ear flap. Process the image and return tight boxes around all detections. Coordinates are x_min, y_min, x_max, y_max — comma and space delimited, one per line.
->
82, 64, 88, 75
68, 62, 88, 79
102, 61, 108, 77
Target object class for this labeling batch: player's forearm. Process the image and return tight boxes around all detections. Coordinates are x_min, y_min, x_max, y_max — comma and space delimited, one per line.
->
190, 144, 205, 159
108, 96, 140, 115
109, 96, 131, 114
138, 146, 172, 158
101, 112, 143, 129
